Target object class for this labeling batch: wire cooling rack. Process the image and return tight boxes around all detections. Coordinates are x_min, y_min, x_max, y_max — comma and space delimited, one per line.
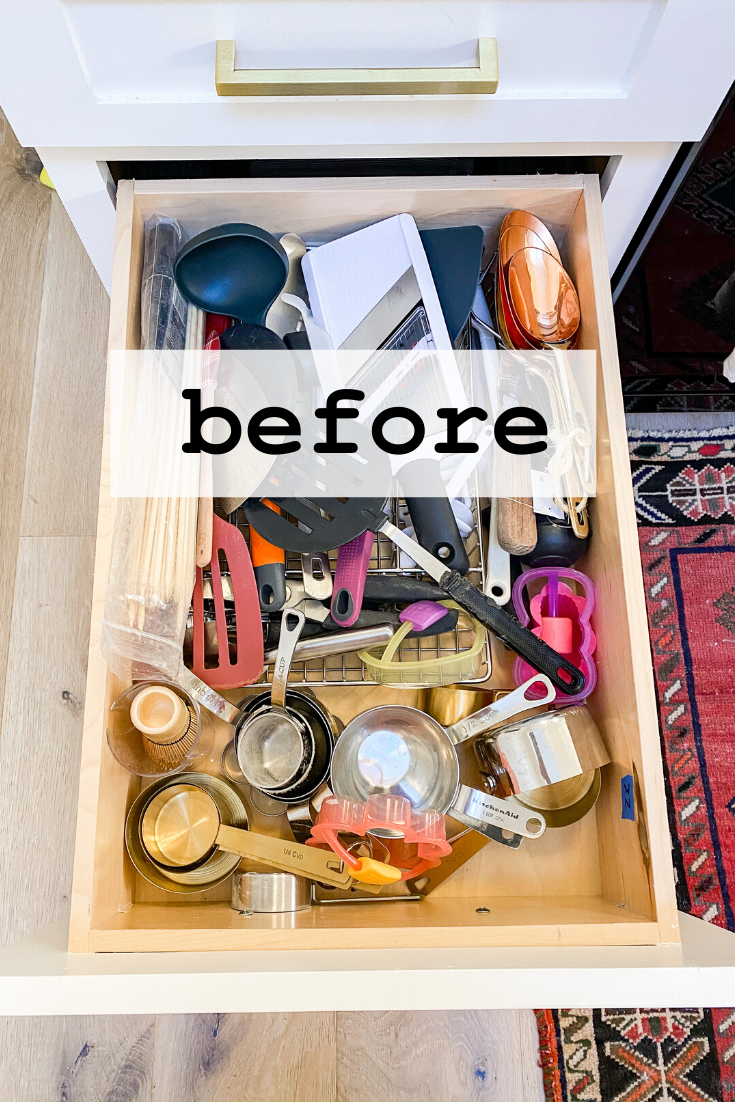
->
228, 497, 488, 687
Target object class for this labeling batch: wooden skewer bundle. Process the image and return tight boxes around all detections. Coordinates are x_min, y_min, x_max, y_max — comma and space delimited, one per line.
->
125, 307, 205, 638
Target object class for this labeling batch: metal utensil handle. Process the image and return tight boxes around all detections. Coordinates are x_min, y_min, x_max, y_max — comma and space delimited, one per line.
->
215, 824, 353, 887
265, 623, 394, 665
451, 786, 546, 839
446, 675, 555, 745
175, 664, 242, 726
447, 809, 523, 849
301, 552, 333, 601
271, 609, 306, 710
440, 572, 586, 696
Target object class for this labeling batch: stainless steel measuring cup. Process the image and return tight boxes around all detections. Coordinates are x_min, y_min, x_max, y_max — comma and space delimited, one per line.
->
330, 675, 556, 846
236, 609, 316, 794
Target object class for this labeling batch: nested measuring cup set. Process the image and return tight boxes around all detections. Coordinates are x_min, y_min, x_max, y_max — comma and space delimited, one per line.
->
112, 603, 610, 891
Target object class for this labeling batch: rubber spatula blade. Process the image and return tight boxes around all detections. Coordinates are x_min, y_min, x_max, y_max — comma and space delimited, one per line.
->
191, 514, 263, 689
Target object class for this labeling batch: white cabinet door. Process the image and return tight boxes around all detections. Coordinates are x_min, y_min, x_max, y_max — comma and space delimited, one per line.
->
2, 0, 734, 149
1, 0, 733, 287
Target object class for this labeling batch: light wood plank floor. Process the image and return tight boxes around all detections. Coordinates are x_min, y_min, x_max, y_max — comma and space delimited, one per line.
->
0, 108, 544, 1102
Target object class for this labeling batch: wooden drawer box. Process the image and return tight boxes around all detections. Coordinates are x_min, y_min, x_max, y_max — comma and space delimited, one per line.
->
69, 174, 678, 954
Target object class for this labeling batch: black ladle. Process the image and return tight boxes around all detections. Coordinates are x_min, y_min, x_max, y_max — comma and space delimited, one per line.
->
175, 223, 289, 325
175, 222, 297, 408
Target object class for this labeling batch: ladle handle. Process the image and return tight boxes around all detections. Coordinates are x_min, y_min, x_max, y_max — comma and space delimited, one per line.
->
271, 609, 306, 710
445, 675, 555, 745
215, 824, 353, 887
450, 786, 546, 840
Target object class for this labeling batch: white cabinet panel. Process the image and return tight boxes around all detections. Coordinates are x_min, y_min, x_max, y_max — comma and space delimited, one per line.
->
61, 0, 665, 102
1, 915, 735, 1014
2, 0, 734, 150
0, 0, 732, 295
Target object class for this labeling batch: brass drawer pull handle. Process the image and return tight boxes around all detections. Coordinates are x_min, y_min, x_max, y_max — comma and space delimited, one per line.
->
215, 39, 498, 97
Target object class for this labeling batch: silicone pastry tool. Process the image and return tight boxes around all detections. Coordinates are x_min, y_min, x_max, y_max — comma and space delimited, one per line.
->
398, 600, 448, 631
358, 601, 486, 686
512, 566, 596, 705
263, 603, 459, 648
308, 794, 452, 882
331, 531, 374, 627
245, 418, 586, 695
191, 513, 264, 689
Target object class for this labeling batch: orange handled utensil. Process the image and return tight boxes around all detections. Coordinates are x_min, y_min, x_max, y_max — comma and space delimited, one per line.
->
250, 500, 287, 612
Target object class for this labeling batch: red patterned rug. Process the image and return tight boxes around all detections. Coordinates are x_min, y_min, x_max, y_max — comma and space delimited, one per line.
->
536, 424, 735, 1102
630, 423, 735, 924
537, 1008, 735, 1102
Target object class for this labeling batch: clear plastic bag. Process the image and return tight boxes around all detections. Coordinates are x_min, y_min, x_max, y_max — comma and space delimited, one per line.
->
140, 215, 188, 355
101, 215, 198, 682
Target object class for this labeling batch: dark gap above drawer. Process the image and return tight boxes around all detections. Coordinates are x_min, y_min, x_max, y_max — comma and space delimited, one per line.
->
107, 155, 609, 185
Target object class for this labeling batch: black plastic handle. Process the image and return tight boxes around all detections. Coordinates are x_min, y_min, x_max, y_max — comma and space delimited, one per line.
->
253, 563, 287, 613
400, 459, 470, 575
440, 571, 586, 696
263, 607, 459, 646
361, 575, 447, 606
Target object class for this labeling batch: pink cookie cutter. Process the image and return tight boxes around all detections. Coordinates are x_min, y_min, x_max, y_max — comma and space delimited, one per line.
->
512, 566, 596, 705
307, 794, 452, 881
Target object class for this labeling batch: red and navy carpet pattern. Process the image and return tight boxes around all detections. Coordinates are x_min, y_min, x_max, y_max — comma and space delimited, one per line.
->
536, 426, 735, 1102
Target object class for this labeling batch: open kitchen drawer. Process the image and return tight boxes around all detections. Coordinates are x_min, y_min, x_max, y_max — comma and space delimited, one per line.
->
68, 174, 679, 954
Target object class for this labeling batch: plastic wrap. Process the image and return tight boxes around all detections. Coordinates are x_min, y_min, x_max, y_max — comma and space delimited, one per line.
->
140, 215, 188, 354
101, 215, 199, 682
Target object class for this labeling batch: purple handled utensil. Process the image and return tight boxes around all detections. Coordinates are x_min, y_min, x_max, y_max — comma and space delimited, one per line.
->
330, 531, 375, 627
